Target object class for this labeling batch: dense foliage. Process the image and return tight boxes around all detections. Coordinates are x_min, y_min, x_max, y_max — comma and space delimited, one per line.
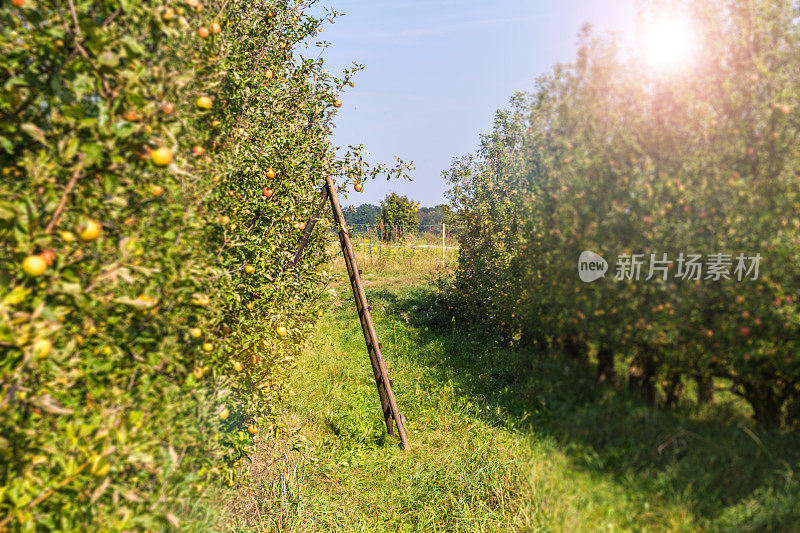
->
343, 202, 380, 226
447, 0, 800, 428
0, 0, 386, 528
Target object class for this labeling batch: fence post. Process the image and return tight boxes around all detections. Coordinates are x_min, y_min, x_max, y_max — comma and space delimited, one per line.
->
442, 223, 446, 263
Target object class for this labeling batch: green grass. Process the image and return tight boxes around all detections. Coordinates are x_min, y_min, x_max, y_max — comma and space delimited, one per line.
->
226, 274, 800, 532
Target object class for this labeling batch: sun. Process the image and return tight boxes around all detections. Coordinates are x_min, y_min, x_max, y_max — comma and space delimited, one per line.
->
639, 13, 697, 72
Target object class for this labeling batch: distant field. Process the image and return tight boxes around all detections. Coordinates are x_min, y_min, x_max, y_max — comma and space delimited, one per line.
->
329, 229, 461, 276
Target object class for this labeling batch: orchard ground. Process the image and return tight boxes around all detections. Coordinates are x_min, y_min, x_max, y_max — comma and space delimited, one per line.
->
219, 257, 800, 532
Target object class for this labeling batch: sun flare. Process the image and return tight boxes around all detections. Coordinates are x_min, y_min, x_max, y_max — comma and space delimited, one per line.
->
640, 13, 697, 71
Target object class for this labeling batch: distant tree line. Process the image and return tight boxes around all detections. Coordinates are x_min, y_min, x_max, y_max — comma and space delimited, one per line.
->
343, 197, 453, 228
342, 203, 381, 226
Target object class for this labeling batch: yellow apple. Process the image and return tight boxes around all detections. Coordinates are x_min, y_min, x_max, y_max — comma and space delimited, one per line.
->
78, 220, 102, 241
151, 146, 173, 166
22, 255, 47, 277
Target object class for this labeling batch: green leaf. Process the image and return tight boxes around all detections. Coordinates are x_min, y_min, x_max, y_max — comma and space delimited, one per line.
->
20, 123, 48, 147
0, 136, 13, 154
111, 121, 136, 140
120, 35, 145, 56
61, 137, 79, 161
0, 202, 15, 221
3, 286, 30, 305
80, 143, 104, 167
98, 51, 119, 68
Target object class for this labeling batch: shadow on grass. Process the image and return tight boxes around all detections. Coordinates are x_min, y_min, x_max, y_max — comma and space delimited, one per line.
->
368, 284, 800, 531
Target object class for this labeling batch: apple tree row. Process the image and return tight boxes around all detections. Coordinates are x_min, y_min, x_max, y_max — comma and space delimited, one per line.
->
0, 0, 377, 529
446, 0, 800, 428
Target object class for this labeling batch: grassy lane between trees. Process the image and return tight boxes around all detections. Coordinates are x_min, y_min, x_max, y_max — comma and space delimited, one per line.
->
226, 271, 800, 532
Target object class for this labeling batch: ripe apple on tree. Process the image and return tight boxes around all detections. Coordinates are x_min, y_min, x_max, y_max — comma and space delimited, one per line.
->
196, 96, 213, 110
78, 220, 102, 241
39, 249, 56, 266
22, 255, 47, 277
123, 110, 141, 122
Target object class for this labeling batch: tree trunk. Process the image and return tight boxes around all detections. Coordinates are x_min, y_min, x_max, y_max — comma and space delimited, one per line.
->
662, 372, 683, 408
627, 349, 656, 404
563, 336, 587, 361
745, 383, 783, 429
695, 374, 714, 405
597, 346, 616, 384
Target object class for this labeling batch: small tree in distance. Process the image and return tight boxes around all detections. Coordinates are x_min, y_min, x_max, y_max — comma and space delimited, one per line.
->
379, 193, 419, 241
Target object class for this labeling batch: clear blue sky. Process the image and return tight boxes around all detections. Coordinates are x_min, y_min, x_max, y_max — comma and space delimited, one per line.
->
315, 1, 637, 207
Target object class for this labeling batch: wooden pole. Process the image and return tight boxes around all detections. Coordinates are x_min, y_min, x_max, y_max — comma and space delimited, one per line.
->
330, 220, 391, 426
339, 232, 394, 435
292, 186, 330, 266
324, 176, 410, 449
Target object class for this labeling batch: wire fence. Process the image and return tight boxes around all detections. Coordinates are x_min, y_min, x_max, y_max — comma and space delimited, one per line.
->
332, 223, 465, 270
347, 222, 463, 240
346, 223, 464, 237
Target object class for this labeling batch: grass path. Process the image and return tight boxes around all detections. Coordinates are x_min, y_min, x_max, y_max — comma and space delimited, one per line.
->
227, 274, 800, 532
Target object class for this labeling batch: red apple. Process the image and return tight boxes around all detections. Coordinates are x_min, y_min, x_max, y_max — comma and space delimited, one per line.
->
39, 249, 57, 266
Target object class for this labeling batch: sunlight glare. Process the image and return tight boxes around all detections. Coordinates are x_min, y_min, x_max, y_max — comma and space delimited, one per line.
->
640, 13, 697, 72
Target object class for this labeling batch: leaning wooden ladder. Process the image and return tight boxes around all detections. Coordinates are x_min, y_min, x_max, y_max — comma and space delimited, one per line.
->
293, 175, 410, 450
